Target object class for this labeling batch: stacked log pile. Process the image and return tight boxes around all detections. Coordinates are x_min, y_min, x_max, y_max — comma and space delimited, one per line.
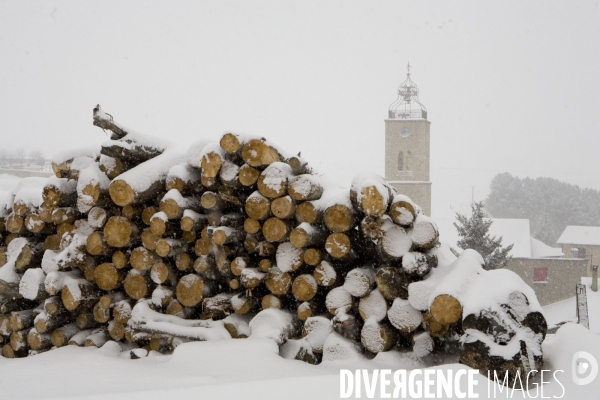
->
0, 105, 546, 385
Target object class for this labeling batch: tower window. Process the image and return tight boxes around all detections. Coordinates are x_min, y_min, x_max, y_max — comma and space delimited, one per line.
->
397, 151, 404, 171
407, 151, 413, 171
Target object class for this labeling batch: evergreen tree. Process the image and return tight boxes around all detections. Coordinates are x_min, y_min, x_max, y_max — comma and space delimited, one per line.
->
453, 201, 514, 270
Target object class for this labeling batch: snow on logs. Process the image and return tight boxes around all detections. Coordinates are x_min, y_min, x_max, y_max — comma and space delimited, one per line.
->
0, 103, 546, 386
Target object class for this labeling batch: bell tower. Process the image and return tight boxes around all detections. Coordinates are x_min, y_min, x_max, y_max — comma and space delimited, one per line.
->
385, 63, 432, 215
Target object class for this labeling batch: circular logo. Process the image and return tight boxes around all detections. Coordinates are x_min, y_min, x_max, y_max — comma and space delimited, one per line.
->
572, 351, 599, 385
400, 127, 410, 137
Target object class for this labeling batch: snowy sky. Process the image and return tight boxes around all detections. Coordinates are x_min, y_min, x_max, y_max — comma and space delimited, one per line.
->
1, 1, 599, 217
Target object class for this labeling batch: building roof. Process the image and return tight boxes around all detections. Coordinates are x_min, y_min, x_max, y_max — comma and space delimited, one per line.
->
487, 218, 532, 258
436, 215, 564, 258
531, 237, 564, 258
557, 226, 600, 246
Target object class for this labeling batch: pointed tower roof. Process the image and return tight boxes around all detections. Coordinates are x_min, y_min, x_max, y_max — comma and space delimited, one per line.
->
388, 63, 428, 120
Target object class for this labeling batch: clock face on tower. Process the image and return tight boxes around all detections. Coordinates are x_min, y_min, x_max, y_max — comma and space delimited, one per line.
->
400, 127, 410, 137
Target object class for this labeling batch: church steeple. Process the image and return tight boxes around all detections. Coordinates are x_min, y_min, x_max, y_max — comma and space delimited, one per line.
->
384, 62, 431, 215
388, 63, 428, 120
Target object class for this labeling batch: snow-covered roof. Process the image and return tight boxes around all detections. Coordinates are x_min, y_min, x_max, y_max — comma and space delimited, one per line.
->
556, 226, 600, 246
436, 215, 563, 259
487, 218, 532, 258
531, 237, 563, 258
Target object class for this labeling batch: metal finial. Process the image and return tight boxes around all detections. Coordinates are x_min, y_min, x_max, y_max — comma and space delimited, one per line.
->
407, 62, 411, 76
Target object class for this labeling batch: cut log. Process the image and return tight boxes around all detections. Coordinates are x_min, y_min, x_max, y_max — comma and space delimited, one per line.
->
219, 160, 241, 188
324, 193, 356, 233
165, 299, 194, 319
42, 177, 77, 207
265, 267, 292, 295
388, 298, 423, 333
212, 227, 245, 246
61, 279, 101, 311
360, 215, 384, 240
422, 311, 449, 338
288, 175, 323, 201
155, 238, 187, 258
112, 250, 129, 269
411, 215, 439, 250
358, 288, 387, 321
202, 293, 234, 319
194, 237, 213, 257
99, 155, 126, 180
245, 191, 271, 221
94, 262, 125, 290
108, 148, 184, 206
390, 194, 417, 227
86, 231, 109, 256
297, 301, 324, 321
19, 268, 48, 302
108, 321, 126, 341
104, 216, 139, 248
166, 163, 201, 195
43, 235, 61, 251
231, 293, 258, 315
412, 332, 434, 358
24, 212, 46, 233
141, 206, 157, 226
241, 139, 282, 168
332, 312, 362, 341
76, 312, 101, 330
175, 253, 193, 272
258, 258, 273, 273
88, 207, 110, 229
175, 274, 205, 307
402, 251, 437, 278
302, 248, 323, 266
375, 266, 410, 300
379, 217, 412, 259
275, 242, 304, 272
159, 189, 198, 220
52, 207, 77, 225
6, 212, 24, 234
361, 318, 399, 353
200, 144, 225, 178
27, 329, 52, 351
200, 191, 226, 211
240, 268, 266, 290
290, 222, 327, 249
261, 294, 287, 310
113, 300, 135, 324
219, 133, 244, 155
243, 218, 261, 235
430, 294, 462, 325
257, 162, 293, 199
141, 228, 160, 250
325, 287, 354, 315
130, 246, 159, 271
9, 310, 35, 332
151, 285, 174, 309
150, 261, 177, 285
325, 232, 355, 261
271, 196, 297, 220
230, 256, 251, 276
292, 274, 319, 302
314, 261, 339, 287
180, 210, 208, 232
123, 270, 154, 300
238, 164, 261, 187
350, 172, 395, 217
262, 217, 292, 242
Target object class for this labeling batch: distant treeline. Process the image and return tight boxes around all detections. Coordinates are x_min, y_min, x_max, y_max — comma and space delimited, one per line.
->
485, 173, 600, 246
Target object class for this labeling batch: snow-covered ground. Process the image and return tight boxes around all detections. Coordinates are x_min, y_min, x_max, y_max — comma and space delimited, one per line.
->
0, 323, 598, 399
543, 277, 600, 334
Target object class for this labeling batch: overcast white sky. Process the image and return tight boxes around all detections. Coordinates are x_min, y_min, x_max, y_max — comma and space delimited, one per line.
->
1, 1, 599, 217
